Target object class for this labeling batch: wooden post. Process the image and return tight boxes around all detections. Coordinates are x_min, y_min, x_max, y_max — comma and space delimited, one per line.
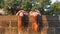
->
18, 16, 23, 34
29, 10, 40, 32
16, 10, 23, 34
41, 15, 49, 34
16, 10, 28, 34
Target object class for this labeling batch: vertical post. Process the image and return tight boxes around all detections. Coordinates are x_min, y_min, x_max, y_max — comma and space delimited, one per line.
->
18, 16, 23, 34
41, 15, 48, 34
16, 10, 25, 34
29, 10, 41, 32
16, 11, 22, 34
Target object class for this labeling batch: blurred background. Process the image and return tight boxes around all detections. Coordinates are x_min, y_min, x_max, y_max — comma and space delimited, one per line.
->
0, 0, 60, 34
0, 0, 60, 15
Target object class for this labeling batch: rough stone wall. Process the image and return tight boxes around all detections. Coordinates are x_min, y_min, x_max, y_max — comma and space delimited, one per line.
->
0, 15, 60, 34
0, 16, 18, 34
46, 15, 60, 34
